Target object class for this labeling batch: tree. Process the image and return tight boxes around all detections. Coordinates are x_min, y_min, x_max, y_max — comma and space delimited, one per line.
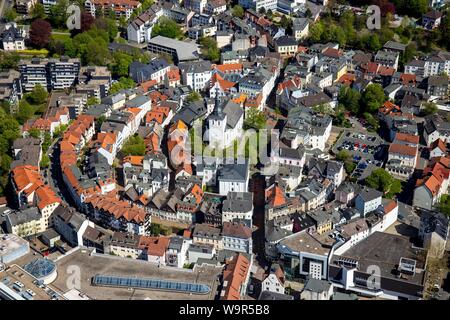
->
28, 84, 48, 105
185, 91, 201, 103
31, 3, 46, 20
151, 17, 184, 39
366, 168, 402, 198
336, 149, 351, 162
244, 108, 266, 130
49, 0, 68, 28
437, 195, 450, 217
109, 77, 136, 94
0, 52, 20, 70
366, 34, 382, 51
29, 19, 52, 49
81, 11, 96, 32
422, 101, 438, 115
121, 134, 146, 156
338, 87, 361, 114
40, 154, 50, 168
111, 52, 133, 78
87, 96, 99, 106
232, 5, 244, 18
361, 84, 386, 113
309, 21, 324, 43
94, 17, 119, 41
16, 100, 34, 125
199, 37, 220, 62
28, 128, 41, 139
4, 8, 17, 22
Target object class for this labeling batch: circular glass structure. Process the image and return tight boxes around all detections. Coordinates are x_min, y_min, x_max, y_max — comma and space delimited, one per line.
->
23, 258, 57, 284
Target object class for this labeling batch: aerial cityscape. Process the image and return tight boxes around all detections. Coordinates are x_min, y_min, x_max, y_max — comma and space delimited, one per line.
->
0, 0, 449, 303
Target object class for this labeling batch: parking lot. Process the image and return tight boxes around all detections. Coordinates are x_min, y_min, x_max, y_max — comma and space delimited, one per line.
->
332, 130, 386, 179
332, 130, 384, 160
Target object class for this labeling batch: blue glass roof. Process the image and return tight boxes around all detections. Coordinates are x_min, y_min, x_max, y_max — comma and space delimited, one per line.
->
23, 259, 56, 279
92, 274, 211, 295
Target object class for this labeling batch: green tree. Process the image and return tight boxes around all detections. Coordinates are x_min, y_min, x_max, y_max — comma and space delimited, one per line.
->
151, 17, 184, 39
109, 77, 136, 94
185, 91, 201, 103
4, 8, 17, 22
361, 84, 386, 113
338, 87, 361, 114
111, 52, 134, 78
309, 21, 324, 43
87, 96, 99, 106
94, 17, 119, 42
366, 34, 382, 51
437, 195, 450, 217
49, 0, 69, 28
244, 108, 266, 130
232, 5, 245, 18
28, 84, 48, 105
16, 100, 35, 124
31, 3, 47, 20
0, 52, 20, 70
336, 149, 351, 162
28, 128, 41, 139
366, 168, 402, 198
40, 154, 50, 168
199, 37, 220, 62
122, 134, 146, 156
422, 101, 438, 116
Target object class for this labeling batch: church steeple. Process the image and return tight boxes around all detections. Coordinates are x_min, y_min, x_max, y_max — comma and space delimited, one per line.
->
214, 87, 222, 116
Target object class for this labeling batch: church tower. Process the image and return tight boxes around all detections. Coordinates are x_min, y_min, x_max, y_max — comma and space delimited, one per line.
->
208, 88, 227, 149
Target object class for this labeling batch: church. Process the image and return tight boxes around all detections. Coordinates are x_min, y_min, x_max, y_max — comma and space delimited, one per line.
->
206, 96, 244, 150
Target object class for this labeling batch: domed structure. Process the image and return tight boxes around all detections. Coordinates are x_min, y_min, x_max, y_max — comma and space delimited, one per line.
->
23, 258, 57, 284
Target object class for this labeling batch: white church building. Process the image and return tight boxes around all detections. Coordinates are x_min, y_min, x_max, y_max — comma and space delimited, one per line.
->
206, 97, 244, 150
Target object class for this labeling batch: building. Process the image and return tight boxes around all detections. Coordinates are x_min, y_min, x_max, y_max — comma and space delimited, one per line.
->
187, 243, 216, 264
292, 18, 309, 41
418, 210, 449, 258
5, 208, 44, 237
374, 50, 400, 70
220, 253, 252, 300
274, 36, 298, 58
193, 224, 223, 250
0, 70, 22, 108
329, 232, 427, 300
0, 23, 26, 51
85, 0, 141, 20
413, 156, 450, 209
222, 192, 253, 225
354, 188, 383, 216
147, 36, 199, 63
300, 278, 333, 300
222, 221, 253, 254
386, 133, 419, 180
53, 206, 91, 247
422, 10, 443, 30
179, 60, 212, 92
19, 57, 80, 92
207, 98, 244, 150
427, 75, 449, 99
217, 160, 249, 196
15, 0, 38, 14
129, 58, 170, 84
261, 264, 285, 294
277, 231, 333, 280
0, 234, 30, 264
